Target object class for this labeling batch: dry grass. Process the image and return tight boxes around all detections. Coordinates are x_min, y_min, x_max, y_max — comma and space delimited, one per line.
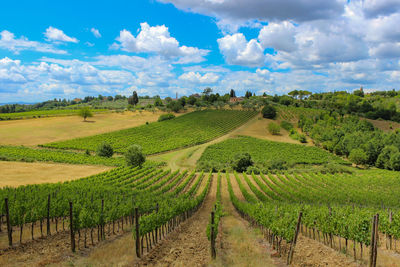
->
213, 172, 276, 267
53, 233, 137, 267
0, 110, 166, 146
0, 161, 111, 187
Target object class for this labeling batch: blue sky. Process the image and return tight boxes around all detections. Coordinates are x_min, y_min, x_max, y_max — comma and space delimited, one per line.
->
1, 0, 400, 102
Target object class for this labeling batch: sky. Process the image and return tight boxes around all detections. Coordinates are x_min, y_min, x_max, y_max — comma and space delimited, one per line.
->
1, 0, 400, 102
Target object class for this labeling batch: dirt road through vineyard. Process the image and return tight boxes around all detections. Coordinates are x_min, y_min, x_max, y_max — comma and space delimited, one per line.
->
135, 174, 216, 267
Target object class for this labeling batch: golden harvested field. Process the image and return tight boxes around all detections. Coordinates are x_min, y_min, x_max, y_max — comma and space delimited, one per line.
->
0, 161, 112, 187
0, 110, 166, 146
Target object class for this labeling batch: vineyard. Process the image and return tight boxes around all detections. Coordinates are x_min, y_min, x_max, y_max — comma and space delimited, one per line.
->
1, 107, 400, 266
0, 109, 108, 120
198, 136, 348, 172
0, 145, 125, 166
276, 106, 325, 122
0, 166, 211, 253
43, 110, 257, 154
225, 170, 400, 265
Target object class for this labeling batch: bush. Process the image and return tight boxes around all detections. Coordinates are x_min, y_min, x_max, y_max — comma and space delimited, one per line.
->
348, 148, 368, 165
320, 162, 353, 174
158, 113, 176, 122
125, 144, 146, 167
97, 143, 114, 158
266, 159, 288, 170
261, 105, 277, 119
268, 122, 281, 135
289, 129, 307, 143
280, 120, 293, 131
197, 160, 225, 172
231, 153, 253, 172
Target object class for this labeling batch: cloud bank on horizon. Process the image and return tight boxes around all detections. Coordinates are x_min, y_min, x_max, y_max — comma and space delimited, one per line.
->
1, 0, 400, 102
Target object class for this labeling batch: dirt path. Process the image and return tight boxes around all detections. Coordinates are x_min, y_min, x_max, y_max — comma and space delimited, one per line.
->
135, 174, 216, 267
148, 115, 260, 171
214, 172, 280, 267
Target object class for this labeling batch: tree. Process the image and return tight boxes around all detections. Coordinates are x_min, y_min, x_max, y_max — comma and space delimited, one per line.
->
261, 105, 277, 119
125, 145, 146, 167
390, 152, 400, 171
97, 143, 114, 158
166, 101, 183, 112
245, 91, 252, 98
154, 97, 163, 107
78, 107, 93, 121
128, 91, 139, 106
230, 89, 236, 98
376, 145, 398, 169
348, 148, 368, 165
288, 90, 299, 99
354, 87, 364, 97
231, 153, 253, 172
268, 122, 281, 135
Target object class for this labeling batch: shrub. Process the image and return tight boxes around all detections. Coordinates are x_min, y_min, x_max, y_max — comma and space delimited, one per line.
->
231, 153, 253, 172
196, 160, 225, 172
125, 144, 146, 167
280, 120, 293, 131
348, 148, 368, 165
320, 162, 353, 174
289, 129, 307, 143
85, 149, 91, 156
158, 113, 176, 122
261, 105, 277, 119
266, 159, 288, 170
97, 143, 114, 158
268, 122, 281, 135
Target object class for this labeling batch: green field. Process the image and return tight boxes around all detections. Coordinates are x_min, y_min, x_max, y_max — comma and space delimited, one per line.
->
43, 110, 257, 154
198, 136, 348, 171
0, 108, 108, 120
0, 145, 125, 166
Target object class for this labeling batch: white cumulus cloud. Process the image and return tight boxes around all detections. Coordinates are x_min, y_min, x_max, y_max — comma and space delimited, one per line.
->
179, 72, 219, 84
217, 33, 264, 67
112, 22, 209, 63
44, 26, 79, 43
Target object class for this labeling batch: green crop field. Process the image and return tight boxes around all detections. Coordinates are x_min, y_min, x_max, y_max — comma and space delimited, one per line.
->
0, 145, 124, 166
198, 136, 348, 171
276, 105, 325, 122
43, 110, 258, 154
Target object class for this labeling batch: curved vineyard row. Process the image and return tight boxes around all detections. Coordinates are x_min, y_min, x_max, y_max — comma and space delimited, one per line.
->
43, 110, 258, 154
228, 171, 400, 263
0, 167, 209, 252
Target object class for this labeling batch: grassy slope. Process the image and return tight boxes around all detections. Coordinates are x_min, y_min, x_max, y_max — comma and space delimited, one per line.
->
0, 110, 164, 146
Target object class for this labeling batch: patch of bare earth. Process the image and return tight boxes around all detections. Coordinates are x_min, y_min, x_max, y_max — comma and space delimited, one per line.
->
134, 174, 216, 267
364, 118, 400, 132
0, 224, 134, 267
